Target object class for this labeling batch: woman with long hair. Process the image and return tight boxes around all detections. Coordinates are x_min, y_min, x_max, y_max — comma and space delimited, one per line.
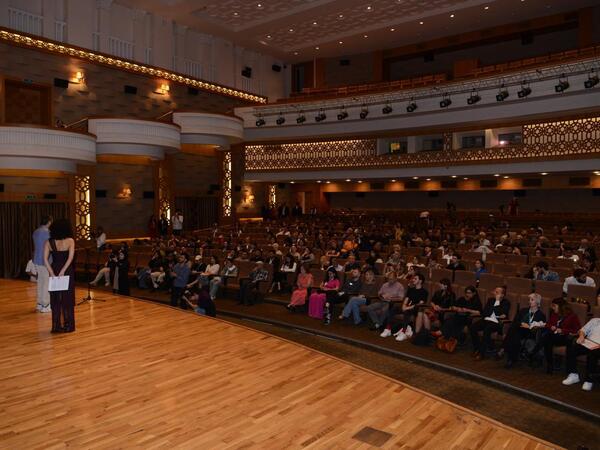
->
43, 219, 75, 333
287, 263, 313, 311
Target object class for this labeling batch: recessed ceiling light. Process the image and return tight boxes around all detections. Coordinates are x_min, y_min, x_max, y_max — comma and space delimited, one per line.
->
450, 14, 455, 18
326, 181, 331, 184
594, 171, 600, 175
363, 34, 368, 38
451, 175, 457, 178
494, 174, 500, 177
266, 35, 272, 39
345, 179, 351, 182
413, 176, 419, 180
503, 176, 509, 179
315, 46, 319, 50
290, 181, 295, 184
391, 179, 396, 182
316, 180, 322, 183
419, 21, 424, 25
390, 28, 395, 31
426, 178, 431, 181
366, 5, 372, 11
463, 177, 469, 180
338, 14, 344, 18
357, 180, 363, 183
257, 3, 263, 8
484, 6, 489, 10
312, 21, 318, 25
293, 51, 298, 55
288, 28, 294, 33
540, 172, 548, 175
233, 11, 239, 16
338, 40, 343, 44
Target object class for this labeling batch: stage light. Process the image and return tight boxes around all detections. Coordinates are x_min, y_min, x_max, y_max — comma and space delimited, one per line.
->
439, 96, 452, 108
255, 117, 265, 127
585, 71, 599, 89
496, 89, 509, 102
337, 108, 348, 120
296, 113, 306, 124
406, 101, 417, 113
517, 84, 531, 98
276, 114, 285, 125
314, 109, 326, 122
555, 77, 569, 93
359, 106, 369, 119
467, 91, 480, 105
382, 103, 393, 114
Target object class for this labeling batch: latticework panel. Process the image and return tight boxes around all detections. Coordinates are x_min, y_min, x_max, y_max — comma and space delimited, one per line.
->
222, 151, 232, 217
268, 184, 276, 208
158, 165, 171, 218
74, 175, 91, 240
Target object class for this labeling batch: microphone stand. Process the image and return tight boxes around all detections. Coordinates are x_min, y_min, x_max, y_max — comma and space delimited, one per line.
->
78, 248, 106, 305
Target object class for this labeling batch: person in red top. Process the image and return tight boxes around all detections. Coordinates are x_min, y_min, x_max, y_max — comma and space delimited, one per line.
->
528, 298, 581, 373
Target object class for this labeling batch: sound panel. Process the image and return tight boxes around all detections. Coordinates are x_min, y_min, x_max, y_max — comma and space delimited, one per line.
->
142, 191, 155, 199
95, 189, 107, 198
523, 178, 542, 187
124, 85, 137, 95
271, 64, 282, 72
569, 177, 590, 186
53, 78, 69, 88
480, 179, 498, 188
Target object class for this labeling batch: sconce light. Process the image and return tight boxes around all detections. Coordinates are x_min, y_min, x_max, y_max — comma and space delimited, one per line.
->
155, 83, 170, 95
116, 187, 132, 199
71, 71, 85, 84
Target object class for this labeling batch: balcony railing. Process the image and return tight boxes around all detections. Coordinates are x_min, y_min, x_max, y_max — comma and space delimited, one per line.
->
245, 116, 600, 171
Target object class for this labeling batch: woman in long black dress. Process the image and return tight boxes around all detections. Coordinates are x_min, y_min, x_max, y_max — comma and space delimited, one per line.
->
43, 219, 75, 333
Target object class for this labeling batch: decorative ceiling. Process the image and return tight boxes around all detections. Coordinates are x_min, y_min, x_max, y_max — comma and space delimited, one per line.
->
116, 0, 599, 61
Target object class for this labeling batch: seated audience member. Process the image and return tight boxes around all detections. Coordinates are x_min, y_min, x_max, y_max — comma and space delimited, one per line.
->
150, 265, 166, 290
380, 273, 428, 341
429, 279, 456, 334
90, 252, 117, 287
324, 268, 362, 324
531, 261, 560, 282
287, 263, 313, 311
170, 254, 191, 309
343, 255, 361, 272
437, 286, 483, 353
308, 269, 340, 320
340, 269, 378, 325
562, 317, 600, 391
367, 271, 405, 331
95, 226, 107, 251
270, 255, 297, 293
447, 254, 466, 272
563, 268, 596, 294
238, 261, 269, 306
580, 256, 597, 274
300, 247, 315, 265
557, 246, 579, 263
473, 241, 493, 260
473, 259, 487, 281
501, 293, 546, 368
184, 286, 216, 317
265, 250, 281, 274
188, 256, 219, 289
528, 298, 580, 372
209, 258, 238, 300
469, 287, 510, 360
112, 250, 130, 296
326, 256, 344, 273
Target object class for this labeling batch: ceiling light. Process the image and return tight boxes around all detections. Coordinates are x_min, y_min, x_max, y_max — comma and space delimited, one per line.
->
293, 52, 298, 55
451, 175, 457, 178
594, 171, 600, 175
382, 103, 393, 114
276, 114, 285, 125
290, 181, 295, 184
503, 176, 509, 179
426, 178, 431, 181
315, 46, 319, 50
390, 28, 395, 31
413, 176, 419, 180
312, 21, 318, 25
467, 91, 480, 105
345, 179, 351, 182
338, 41, 343, 44
363, 34, 368, 38
266, 35, 272, 39
233, 12, 239, 16
326, 181, 331, 184
496, 88, 509, 101
296, 113, 306, 124
255, 117, 265, 127
419, 21, 424, 25
555, 76, 569, 93
584, 70, 598, 89
357, 180, 363, 183
256, 3, 263, 8
439, 96, 452, 108
494, 174, 500, 177
316, 180, 322, 183
540, 172, 548, 175
359, 106, 369, 119
366, 5, 372, 11
450, 14, 455, 18
463, 177, 469, 180
406, 101, 417, 113
288, 28, 294, 33
391, 179, 397, 182
484, 6, 489, 10
338, 14, 344, 18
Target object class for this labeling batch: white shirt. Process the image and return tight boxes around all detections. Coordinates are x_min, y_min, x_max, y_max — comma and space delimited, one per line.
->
96, 232, 106, 249
172, 214, 183, 230
205, 263, 220, 276
581, 318, 600, 350
563, 276, 596, 294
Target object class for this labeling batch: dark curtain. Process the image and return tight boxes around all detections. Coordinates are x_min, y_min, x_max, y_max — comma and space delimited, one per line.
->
174, 197, 218, 231
0, 202, 69, 278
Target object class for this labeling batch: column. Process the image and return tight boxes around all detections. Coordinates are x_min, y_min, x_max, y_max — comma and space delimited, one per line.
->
71, 164, 96, 241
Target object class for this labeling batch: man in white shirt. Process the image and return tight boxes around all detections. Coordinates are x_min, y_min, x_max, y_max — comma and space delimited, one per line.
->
562, 318, 600, 391
171, 210, 183, 236
95, 226, 107, 250
562, 268, 596, 294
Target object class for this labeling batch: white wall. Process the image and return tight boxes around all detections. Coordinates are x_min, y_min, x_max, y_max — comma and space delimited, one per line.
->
0, 0, 286, 100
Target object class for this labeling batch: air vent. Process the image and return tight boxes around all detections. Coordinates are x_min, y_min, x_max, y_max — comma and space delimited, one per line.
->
441, 180, 457, 189
480, 179, 498, 188
405, 181, 420, 189
522, 178, 542, 187
370, 182, 385, 190
569, 177, 590, 186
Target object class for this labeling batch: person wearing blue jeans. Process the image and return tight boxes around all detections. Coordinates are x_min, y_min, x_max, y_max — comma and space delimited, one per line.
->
340, 269, 378, 325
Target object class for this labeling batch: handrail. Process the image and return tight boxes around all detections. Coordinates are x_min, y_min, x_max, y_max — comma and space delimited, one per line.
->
155, 110, 173, 122
65, 117, 88, 131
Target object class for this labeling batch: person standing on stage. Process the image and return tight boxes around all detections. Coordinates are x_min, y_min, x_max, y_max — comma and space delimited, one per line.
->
43, 219, 75, 333
171, 209, 184, 236
32, 215, 52, 313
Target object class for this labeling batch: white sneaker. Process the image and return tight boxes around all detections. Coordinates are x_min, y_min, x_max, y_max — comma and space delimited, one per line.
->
405, 325, 413, 338
582, 382, 593, 391
379, 328, 392, 338
395, 331, 407, 341
562, 373, 581, 386
104, 282, 110, 287
40, 306, 52, 313
35, 304, 42, 312
393, 328, 404, 337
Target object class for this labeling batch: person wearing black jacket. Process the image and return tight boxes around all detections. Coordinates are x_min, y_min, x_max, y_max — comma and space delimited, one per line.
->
436, 285, 482, 353
112, 250, 130, 296
501, 292, 546, 368
446, 254, 466, 272
470, 286, 511, 360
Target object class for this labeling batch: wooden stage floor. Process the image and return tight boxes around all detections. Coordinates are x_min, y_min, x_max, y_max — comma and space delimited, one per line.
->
0, 280, 559, 449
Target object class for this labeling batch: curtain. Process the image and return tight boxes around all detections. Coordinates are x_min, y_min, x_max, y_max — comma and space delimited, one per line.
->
0, 202, 69, 278
174, 197, 218, 231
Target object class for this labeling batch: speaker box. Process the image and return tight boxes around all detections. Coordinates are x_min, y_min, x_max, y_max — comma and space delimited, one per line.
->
53, 78, 69, 88
370, 182, 385, 190
209, 184, 221, 191
424, 52, 434, 62
271, 64, 282, 72
480, 179, 498, 188
188, 87, 199, 96
241, 67, 252, 78
95, 189, 107, 198
124, 85, 137, 95
234, 185, 242, 192
43, 193, 56, 199
142, 191, 155, 199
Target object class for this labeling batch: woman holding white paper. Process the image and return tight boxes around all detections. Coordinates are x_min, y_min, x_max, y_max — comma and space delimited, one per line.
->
44, 219, 75, 333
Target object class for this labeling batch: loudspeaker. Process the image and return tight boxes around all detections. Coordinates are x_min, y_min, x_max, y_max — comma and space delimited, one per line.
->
271, 64, 282, 72
0, 183, 4, 192
124, 85, 137, 95
43, 193, 56, 199
95, 189, 107, 198
234, 185, 242, 192
339, 59, 350, 66
480, 179, 498, 188
241, 67, 252, 78
277, 183, 286, 189
188, 87, 199, 96
513, 189, 526, 197
592, 189, 600, 196
209, 184, 221, 191
142, 191, 155, 199
54, 78, 69, 88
